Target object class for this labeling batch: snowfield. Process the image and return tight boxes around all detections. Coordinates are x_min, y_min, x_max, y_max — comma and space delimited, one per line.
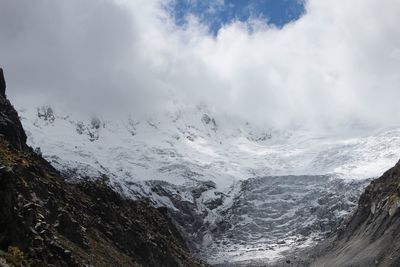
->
18, 104, 400, 187
15, 102, 400, 264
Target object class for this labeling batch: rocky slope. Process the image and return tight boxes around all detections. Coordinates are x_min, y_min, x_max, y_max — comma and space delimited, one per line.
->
0, 70, 206, 266
311, 161, 400, 267
212, 161, 400, 267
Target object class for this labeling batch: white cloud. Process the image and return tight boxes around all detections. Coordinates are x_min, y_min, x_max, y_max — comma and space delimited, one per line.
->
1, 0, 400, 131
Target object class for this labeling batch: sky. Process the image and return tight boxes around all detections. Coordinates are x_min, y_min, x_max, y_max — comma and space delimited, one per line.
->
0, 0, 400, 131
168, 0, 305, 34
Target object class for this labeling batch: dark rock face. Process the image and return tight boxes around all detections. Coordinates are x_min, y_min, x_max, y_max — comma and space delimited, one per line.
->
0, 68, 5, 98
0, 69, 26, 150
0, 73, 206, 266
148, 181, 211, 252
0, 95, 27, 151
313, 162, 400, 267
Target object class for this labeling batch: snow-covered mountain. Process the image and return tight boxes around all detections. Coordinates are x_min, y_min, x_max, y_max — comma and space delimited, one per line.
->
15, 103, 400, 264
18, 104, 400, 186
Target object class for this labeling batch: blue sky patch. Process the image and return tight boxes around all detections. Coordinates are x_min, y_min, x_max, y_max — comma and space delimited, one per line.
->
167, 0, 306, 34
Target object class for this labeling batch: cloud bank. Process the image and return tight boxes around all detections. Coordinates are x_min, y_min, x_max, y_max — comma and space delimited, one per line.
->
0, 0, 400, 130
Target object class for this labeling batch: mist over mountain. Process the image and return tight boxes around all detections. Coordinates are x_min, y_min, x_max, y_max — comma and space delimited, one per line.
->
1, 0, 400, 131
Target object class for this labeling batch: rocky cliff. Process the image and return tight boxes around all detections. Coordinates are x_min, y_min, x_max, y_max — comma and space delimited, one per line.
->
0, 70, 206, 267
0, 74, 26, 151
311, 161, 400, 267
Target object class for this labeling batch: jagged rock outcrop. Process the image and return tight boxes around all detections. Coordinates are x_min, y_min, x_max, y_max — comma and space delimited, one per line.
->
0, 70, 206, 266
0, 70, 26, 150
312, 161, 400, 267
0, 96, 27, 150
0, 68, 5, 98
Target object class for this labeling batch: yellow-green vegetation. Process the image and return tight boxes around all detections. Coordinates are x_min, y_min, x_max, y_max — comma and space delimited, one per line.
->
0, 139, 31, 168
1, 246, 28, 267
0, 139, 18, 167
